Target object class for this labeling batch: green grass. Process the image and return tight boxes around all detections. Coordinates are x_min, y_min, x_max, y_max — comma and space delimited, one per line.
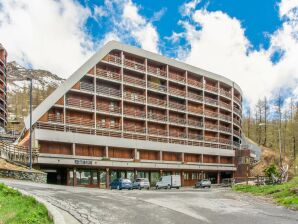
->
0, 183, 53, 224
233, 177, 298, 210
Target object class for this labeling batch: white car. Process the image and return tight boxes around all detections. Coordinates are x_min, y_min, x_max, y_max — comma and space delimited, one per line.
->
132, 178, 150, 190
156, 175, 181, 189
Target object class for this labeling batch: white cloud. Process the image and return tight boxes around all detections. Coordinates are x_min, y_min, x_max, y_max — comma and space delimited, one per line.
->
0, 0, 95, 78
171, 0, 298, 107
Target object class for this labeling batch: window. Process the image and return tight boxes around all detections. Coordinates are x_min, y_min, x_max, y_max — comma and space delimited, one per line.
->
110, 118, 115, 127
101, 118, 106, 127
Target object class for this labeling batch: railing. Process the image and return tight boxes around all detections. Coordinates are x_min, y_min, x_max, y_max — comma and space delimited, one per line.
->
0, 141, 38, 165
80, 82, 94, 93
148, 128, 167, 136
0, 75, 5, 83
219, 101, 232, 110
233, 107, 241, 116
234, 95, 241, 105
188, 133, 203, 141
219, 125, 232, 133
66, 116, 94, 127
97, 123, 121, 131
204, 136, 218, 143
0, 66, 5, 75
67, 98, 94, 110
187, 92, 203, 102
123, 92, 146, 103
220, 89, 232, 98
204, 110, 218, 118
96, 86, 121, 98
147, 97, 167, 108
147, 113, 167, 122
147, 81, 167, 93
169, 101, 186, 111
233, 119, 241, 126
188, 107, 203, 115
205, 123, 218, 131
204, 97, 218, 106
123, 75, 146, 87
123, 108, 146, 118
188, 120, 203, 127
205, 84, 218, 93
147, 66, 167, 78
169, 132, 187, 139
169, 116, 186, 125
96, 68, 121, 82
168, 72, 185, 83
97, 104, 121, 114
123, 125, 146, 134
48, 114, 63, 123
219, 138, 232, 145
233, 130, 241, 137
188, 79, 203, 88
169, 87, 186, 97
219, 113, 232, 122
124, 58, 145, 72
102, 54, 122, 65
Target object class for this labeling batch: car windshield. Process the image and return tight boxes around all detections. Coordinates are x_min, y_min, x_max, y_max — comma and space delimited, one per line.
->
122, 179, 131, 183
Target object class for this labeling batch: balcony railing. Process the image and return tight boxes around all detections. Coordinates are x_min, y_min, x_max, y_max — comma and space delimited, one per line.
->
169, 116, 186, 125
233, 119, 241, 126
124, 58, 145, 72
97, 123, 121, 131
66, 116, 94, 127
219, 138, 232, 145
188, 133, 203, 141
168, 72, 185, 83
123, 92, 146, 103
96, 104, 121, 114
123, 108, 146, 118
204, 97, 218, 106
96, 68, 121, 82
147, 66, 167, 78
205, 84, 218, 93
188, 120, 203, 128
48, 114, 63, 123
188, 79, 203, 89
169, 101, 186, 111
148, 128, 167, 136
219, 114, 232, 122
96, 86, 121, 98
233, 107, 241, 116
169, 87, 186, 97
147, 81, 167, 93
188, 107, 203, 115
123, 75, 146, 87
66, 98, 94, 110
220, 89, 232, 98
204, 110, 218, 118
187, 92, 203, 102
204, 136, 218, 143
147, 113, 167, 122
123, 125, 146, 134
219, 101, 232, 110
80, 82, 94, 93
219, 126, 232, 133
205, 123, 218, 131
102, 54, 122, 65
169, 132, 187, 139
234, 95, 241, 105
233, 130, 241, 137
147, 97, 167, 108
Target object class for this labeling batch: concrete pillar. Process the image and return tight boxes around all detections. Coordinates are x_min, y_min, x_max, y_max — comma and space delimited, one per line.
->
159, 151, 162, 161
73, 168, 77, 186
105, 146, 109, 157
134, 148, 139, 160
72, 143, 76, 156
201, 154, 204, 163
181, 171, 184, 187
218, 155, 220, 164
217, 171, 221, 184
181, 152, 185, 163
106, 168, 110, 189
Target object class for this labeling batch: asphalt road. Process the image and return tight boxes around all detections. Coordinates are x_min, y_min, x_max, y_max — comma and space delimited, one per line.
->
1, 178, 297, 224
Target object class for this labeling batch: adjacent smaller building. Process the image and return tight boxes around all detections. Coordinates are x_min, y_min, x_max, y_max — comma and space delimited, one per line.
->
0, 44, 7, 131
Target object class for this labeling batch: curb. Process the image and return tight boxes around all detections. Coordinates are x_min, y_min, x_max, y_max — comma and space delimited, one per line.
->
13, 188, 66, 224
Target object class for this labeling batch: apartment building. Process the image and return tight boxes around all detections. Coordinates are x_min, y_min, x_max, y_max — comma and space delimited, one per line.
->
20, 41, 242, 187
0, 44, 7, 131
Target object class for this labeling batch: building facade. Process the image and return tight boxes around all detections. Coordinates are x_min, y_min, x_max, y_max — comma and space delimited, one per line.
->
0, 44, 7, 131
20, 41, 242, 187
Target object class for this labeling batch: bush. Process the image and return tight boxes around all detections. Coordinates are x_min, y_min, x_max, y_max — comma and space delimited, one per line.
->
264, 164, 280, 183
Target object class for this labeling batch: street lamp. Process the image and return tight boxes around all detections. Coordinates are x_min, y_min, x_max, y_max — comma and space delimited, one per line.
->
259, 123, 282, 166
27, 77, 33, 170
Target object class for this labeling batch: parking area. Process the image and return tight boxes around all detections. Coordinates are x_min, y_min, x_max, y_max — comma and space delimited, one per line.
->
0, 178, 297, 224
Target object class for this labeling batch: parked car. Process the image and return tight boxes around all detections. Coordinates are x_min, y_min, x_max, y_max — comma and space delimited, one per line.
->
132, 178, 150, 190
195, 179, 211, 188
156, 175, 181, 189
110, 178, 133, 190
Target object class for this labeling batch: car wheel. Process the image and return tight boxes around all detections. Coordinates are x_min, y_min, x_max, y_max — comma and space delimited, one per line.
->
156, 186, 158, 190
117, 185, 120, 190
167, 184, 171, 189
147, 187, 150, 190
138, 186, 141, 190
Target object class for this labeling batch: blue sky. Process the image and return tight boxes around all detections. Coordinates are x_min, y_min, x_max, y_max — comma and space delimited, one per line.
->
0, 0, 298, 110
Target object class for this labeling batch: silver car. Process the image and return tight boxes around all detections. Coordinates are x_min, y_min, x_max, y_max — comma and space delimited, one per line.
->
132, 178, 150, 190
195, 179, 211, 188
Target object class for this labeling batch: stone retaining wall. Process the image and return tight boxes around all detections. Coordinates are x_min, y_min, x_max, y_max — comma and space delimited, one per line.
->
0, 169, 47, 183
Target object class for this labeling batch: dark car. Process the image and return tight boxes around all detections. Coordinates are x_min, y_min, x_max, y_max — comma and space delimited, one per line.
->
110, 178, 133, 190
195, 179, 211, 188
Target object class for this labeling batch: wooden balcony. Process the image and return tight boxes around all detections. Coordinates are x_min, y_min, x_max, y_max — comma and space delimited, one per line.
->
204, 97, 218, 106
233, 118, 241, 126
97, 123, 121, 131
66, 98, 94, 110
220, 89, 232, 98
168, 72, 185, 83
169, 87, 186, 97
96, 104, 121, 114
123, 108, 146, 118
187, 92, 203, 102
96, 68, 121, 82
219, 101, 232, 110
219, 114, 232, 122
188, 133, 203, 141
147, 113, 167, 122
169, 131, 187, 139
123, 75, 146, 88
48, 114, 63, 123
147, 81, 167, 93
123, 125, 146, 134
66, 116, 94, 128
80, 82, 94, 93
147, 97, 167, 108
169, 116, 186, 125
233, 129, 241, 137
204, 136, 218, 143
188, 79, 203, 89
205, 84, 218, 94
96, 86, 121, 98
124, 58, 145, 72
148, 128, 167, 136
233, 107, 241, 116
147, 66, 167, 78
169, 101, 186, 111
205, 123, 218, 131
234, 95, 241, 105
219, 138, 232, 145
204, 110, 218, 118
123, 92, 146, 103
188, 120, 203, 128
102, 54, 122, 65
219, 125, 232, 133
188, 107, 203, 115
